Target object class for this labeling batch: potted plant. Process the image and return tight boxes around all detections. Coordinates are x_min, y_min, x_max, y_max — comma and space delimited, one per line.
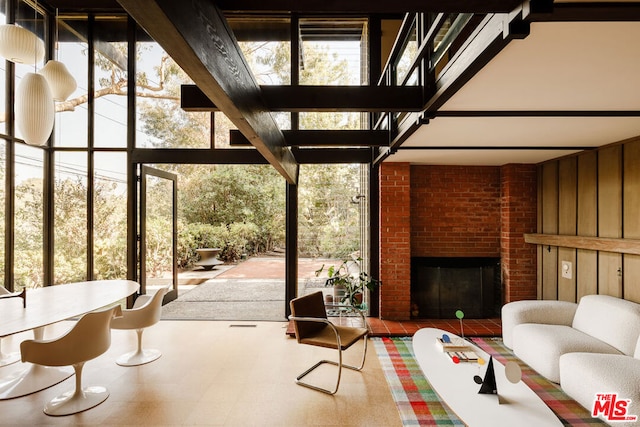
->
315, 257, 381, 309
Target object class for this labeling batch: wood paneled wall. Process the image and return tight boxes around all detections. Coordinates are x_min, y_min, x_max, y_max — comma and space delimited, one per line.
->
537, 138, 640, 303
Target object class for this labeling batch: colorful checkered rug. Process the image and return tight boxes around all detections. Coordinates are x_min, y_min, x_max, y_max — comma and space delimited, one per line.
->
373, 337, 607, 426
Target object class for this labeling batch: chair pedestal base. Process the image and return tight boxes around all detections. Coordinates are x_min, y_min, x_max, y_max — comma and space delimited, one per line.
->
116, 349, 161, 367
44, 386, 109, 416
0, 363, 74, 400
0, 351, 20, 367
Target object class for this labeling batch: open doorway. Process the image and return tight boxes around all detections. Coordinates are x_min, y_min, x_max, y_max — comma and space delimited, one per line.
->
140, 162, 366, 321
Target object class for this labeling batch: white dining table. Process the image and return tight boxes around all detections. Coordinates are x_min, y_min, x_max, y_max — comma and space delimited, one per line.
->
0, 280, 139, 400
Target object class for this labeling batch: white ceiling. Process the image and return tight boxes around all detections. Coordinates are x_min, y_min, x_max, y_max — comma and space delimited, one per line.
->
386, 21, 640, 165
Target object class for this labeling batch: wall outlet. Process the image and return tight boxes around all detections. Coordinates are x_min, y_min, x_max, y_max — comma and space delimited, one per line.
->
561, 261, 572, 279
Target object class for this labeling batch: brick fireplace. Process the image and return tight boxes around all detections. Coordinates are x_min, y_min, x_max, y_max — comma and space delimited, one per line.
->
378, 163, 537, 320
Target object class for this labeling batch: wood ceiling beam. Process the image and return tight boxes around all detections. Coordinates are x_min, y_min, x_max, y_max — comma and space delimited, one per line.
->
132, 148, 372, 164
216, 0, 523, 14
181, 85, 423, 112
116, 0, 298, 184
229, 130, 389, 147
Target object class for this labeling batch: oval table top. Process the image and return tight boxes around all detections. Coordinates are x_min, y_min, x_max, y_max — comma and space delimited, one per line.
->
413, 328, 563, 427
0, 279, 139, 338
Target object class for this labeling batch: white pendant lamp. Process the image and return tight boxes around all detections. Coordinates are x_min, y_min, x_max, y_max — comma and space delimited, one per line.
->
16, 73, 54, 146
0, 24, 44, 64
40, 8, 77, 102
39, 60, 77, 101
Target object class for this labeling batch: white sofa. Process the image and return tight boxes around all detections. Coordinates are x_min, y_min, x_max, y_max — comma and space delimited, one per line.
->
502, 295, 640, 426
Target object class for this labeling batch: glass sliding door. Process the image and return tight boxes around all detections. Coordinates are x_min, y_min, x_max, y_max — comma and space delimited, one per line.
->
140, 166, 177, 302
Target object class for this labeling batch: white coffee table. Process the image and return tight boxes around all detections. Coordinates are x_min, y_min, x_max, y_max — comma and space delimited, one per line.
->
413, 328, 562, 427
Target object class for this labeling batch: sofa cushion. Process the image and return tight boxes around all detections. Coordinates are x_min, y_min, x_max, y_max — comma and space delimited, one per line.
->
501, 300, 577, 350
572, 294, 640, 356
560, 352, 640, 427
513, 323, 622, 383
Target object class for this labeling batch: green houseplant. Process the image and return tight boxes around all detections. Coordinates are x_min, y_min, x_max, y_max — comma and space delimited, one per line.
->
315, 257, 381, 309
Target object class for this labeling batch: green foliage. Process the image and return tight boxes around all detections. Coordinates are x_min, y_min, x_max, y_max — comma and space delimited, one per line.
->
178, 164, 284, 226
177, 221, 275, 267
14, 177, 44, 289
177, 222, 225, 268
54, 177, 87, 283
298, 164, 361, 258
316, 257, 381, 308
93, 180, 127, 280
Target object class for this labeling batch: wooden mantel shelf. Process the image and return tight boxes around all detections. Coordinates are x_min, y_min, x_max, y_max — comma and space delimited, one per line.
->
524, 234, 640, 256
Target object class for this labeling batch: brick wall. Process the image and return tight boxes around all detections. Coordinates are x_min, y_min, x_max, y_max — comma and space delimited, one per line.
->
500, 164, 538, 302
378, 163, 538, 319
411, 165, 501, 257
379, 163, 411, 320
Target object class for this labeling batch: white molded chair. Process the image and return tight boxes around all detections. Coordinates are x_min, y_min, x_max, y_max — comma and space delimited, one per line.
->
110, 286, 168, 366
20, 306, 122, 416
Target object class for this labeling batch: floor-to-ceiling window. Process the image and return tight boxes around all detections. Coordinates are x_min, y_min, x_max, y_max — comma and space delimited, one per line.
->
1, 2, 134, 289
0, 4, 373, 320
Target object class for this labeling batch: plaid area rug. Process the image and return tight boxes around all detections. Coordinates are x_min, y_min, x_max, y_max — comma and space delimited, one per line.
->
373, 337, 607, 426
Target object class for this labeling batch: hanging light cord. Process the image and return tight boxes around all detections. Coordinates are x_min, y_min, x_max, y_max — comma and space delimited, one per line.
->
33, 0, 38, 72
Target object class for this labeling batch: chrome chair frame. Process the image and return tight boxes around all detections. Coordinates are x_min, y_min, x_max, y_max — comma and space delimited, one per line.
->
289, 293, 369, 395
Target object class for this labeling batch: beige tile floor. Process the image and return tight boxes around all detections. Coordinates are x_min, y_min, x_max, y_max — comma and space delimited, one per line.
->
0, 320, 402, 426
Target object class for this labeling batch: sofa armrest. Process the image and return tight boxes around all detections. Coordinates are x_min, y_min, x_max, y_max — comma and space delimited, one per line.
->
502, 300, 578, 349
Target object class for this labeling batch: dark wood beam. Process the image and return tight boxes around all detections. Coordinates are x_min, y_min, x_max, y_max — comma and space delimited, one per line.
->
216, 0, 523, 13
132, 149, 269, 164
230, 130, 389, 147
132, 148, 372, 164
181, 85, 423, 112
292, 148, 372, 164
117, 0, 298, 184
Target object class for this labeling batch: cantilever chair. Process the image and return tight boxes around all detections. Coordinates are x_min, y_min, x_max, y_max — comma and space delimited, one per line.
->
289, 290, 369, 395
110, 286, 168, 366
20, 305, 122, 416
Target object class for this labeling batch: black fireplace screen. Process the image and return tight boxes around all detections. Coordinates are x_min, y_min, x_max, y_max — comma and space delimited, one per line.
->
411, 257, 501, 319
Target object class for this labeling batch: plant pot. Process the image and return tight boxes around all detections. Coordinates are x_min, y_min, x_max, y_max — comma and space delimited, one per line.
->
351, 292, 363, 307
333, 284, 346, 301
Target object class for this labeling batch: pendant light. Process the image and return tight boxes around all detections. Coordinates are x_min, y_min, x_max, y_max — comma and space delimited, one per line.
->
16, 72, 54, 146
0, 23, 44, 64
39, 9, 76, 101
15, 0, 54, 147
40, 59, 76, 101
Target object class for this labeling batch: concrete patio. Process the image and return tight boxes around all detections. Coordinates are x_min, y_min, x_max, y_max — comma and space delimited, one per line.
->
160, 257, 337, 321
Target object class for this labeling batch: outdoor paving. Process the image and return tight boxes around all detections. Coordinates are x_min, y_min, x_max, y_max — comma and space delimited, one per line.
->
161, 257, 338, 321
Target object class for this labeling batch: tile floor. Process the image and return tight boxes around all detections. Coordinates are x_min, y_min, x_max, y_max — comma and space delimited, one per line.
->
287, 317, 502, 338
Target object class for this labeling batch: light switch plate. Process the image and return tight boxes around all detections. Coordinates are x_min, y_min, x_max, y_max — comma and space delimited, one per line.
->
561, 261, 572, 279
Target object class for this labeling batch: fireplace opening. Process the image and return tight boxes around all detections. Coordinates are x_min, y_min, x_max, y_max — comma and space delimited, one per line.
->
411, 257, 501, 319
